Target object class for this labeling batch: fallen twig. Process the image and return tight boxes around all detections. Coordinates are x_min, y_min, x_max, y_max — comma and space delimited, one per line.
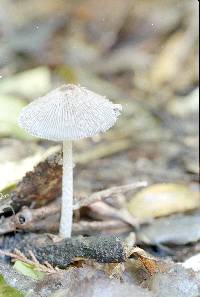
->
1, 236, 127, 269
17, 216, 132, 235
1, 234, 162, 277
74, 181, 148, 209
0, 182, 147, 235
0, 248, 60, 273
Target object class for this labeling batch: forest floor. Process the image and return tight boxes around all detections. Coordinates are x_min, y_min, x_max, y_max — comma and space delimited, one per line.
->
0, 0, 199, 296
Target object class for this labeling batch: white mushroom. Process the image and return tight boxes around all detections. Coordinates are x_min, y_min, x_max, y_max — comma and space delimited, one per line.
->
19, 84, 122, 238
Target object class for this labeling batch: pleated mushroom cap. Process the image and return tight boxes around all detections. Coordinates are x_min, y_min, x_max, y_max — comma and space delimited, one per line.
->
19, 84, 122, 141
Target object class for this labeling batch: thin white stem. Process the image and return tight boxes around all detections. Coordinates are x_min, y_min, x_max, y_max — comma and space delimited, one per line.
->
59, 141, 73, 237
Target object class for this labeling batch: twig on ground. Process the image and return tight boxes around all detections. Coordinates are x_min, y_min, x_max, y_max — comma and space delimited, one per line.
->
0, 248, 60, 274
88, 202, 140, 227
0, 182, 147, 235
74, 181, 148, 209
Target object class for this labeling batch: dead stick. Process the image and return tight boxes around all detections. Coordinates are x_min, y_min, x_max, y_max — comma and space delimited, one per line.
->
15, 181, 147, 224
15, 201, 60, 227
74, 181, 148, 209
17, 215, 131, 235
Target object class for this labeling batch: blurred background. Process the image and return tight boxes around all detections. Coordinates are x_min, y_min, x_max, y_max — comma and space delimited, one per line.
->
0, 0, 199, 201
0, 2, 199, 295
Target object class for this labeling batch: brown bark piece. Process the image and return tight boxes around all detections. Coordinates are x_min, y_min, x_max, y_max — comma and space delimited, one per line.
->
1, 234, 127, 268
0, 152, 62, 214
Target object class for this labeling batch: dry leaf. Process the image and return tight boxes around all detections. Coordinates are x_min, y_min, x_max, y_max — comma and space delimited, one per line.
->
127, 184, 200, 219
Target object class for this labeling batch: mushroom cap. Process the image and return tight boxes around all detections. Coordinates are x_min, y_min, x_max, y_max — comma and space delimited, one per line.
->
19, 84, 122, 141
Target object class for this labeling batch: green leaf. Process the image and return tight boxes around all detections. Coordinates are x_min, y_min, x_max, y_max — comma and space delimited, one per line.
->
0, 275, 24, 297
14, 261, 45, 280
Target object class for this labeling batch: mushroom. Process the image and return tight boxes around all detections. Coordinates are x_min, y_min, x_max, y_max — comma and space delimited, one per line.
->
18, 84, 122, 238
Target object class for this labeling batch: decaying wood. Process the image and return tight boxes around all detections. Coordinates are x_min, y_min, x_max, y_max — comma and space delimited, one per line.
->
1, 232, 162, 277
0, 249, 60, 274
31, 236, 127, 268
0, 233, 48, 255
1, 235, 127, 268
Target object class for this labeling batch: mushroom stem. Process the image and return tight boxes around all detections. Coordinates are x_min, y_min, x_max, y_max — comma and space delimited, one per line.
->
59, 141, 73, 237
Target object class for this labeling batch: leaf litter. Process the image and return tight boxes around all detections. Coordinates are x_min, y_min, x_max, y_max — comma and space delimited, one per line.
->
0, 0, 199, 296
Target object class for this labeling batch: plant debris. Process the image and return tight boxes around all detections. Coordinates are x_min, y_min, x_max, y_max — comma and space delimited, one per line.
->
1, 235, 127, 268
0, 0, 199, 295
